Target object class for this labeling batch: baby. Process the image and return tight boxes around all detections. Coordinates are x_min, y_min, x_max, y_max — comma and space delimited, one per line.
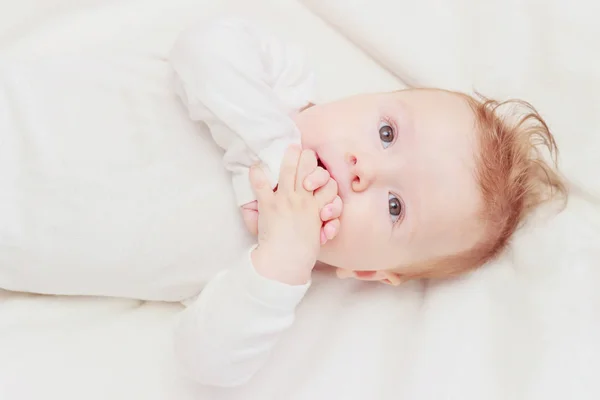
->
169, 18, 566, 387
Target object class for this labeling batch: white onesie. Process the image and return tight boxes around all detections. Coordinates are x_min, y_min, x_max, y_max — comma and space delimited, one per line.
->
169, 18, 317, 387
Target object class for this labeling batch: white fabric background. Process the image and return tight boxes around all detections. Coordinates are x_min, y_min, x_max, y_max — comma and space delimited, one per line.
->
1, 0, 598, 399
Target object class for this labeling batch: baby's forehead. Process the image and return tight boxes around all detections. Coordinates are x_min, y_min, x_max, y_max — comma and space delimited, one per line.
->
391, 89, 478, 164
393, 90, 483, 248
391, 89, 476, 132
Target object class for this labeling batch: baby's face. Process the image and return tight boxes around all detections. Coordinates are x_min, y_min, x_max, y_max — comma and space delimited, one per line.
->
296, 89, 484, 277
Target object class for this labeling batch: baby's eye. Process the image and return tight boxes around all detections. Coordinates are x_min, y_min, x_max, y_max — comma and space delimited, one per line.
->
388, 193, 402, 223
379, 122, 395, 149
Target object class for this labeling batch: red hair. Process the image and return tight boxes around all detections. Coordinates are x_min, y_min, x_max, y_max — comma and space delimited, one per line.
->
400, 93, 567, 280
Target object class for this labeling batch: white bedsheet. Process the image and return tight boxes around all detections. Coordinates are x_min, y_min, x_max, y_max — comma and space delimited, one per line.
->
1, 1, 599, 400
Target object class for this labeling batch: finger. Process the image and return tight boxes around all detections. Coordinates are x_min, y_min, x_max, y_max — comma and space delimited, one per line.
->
314, 178, 339, 208
241, 200, 259, 212
303, 167, 330, 191
242, 208, 259, 236
295, 149, 318, 193
321, 219, 339, 245
323, 219, 340, 241
277, 145, 302, 194
250, 165, 274, 203
320, 195, 343, 221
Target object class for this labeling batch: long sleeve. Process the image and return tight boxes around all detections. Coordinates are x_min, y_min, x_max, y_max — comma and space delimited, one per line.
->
169, 17, 315, 206
173, 246, 310, 387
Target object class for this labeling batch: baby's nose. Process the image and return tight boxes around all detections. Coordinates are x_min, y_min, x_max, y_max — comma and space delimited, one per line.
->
347, 153, 375, 192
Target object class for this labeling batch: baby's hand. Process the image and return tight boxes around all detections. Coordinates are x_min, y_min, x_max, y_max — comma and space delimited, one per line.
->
250, 146, 323, 285
302, 166, 342, 245
241, 164, 342, 244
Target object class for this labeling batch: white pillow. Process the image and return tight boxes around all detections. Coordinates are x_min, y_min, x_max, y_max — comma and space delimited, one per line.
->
0, 0, 402, 301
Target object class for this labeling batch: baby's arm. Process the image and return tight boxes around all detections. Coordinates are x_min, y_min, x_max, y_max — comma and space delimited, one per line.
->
174, 147, 330, 387
174, 249, 309, 387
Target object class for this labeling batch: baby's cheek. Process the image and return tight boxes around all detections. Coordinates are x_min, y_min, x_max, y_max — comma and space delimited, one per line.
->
337, 207, 377, 246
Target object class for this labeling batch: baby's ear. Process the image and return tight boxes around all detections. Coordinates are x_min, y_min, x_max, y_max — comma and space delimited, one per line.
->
335, 269, 402, 286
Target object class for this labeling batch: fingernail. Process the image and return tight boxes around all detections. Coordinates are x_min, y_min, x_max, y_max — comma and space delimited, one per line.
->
305, 180, 313, 190
320, 230, 328, 245
323, 206, 331, 219
325, 224, 336, 239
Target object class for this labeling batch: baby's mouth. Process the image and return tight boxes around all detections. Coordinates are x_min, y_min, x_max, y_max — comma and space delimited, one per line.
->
317, 157, 327, 171
317, 155, 343, 199
317, 155, 335, 183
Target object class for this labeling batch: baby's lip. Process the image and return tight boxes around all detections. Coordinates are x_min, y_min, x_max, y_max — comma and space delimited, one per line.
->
317, 154, 334, 180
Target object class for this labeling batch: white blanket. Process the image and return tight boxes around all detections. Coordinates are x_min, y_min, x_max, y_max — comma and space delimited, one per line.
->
1, 1, 599, 400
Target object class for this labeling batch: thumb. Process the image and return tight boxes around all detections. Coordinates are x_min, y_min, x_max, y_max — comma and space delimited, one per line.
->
249, 165, 273, 203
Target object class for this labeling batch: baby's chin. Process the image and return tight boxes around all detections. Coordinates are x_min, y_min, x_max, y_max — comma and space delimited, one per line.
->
316, 246, 361, 272
313, 261, 333, 271
317, 244, 391, 273
312, 263, 353, 280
